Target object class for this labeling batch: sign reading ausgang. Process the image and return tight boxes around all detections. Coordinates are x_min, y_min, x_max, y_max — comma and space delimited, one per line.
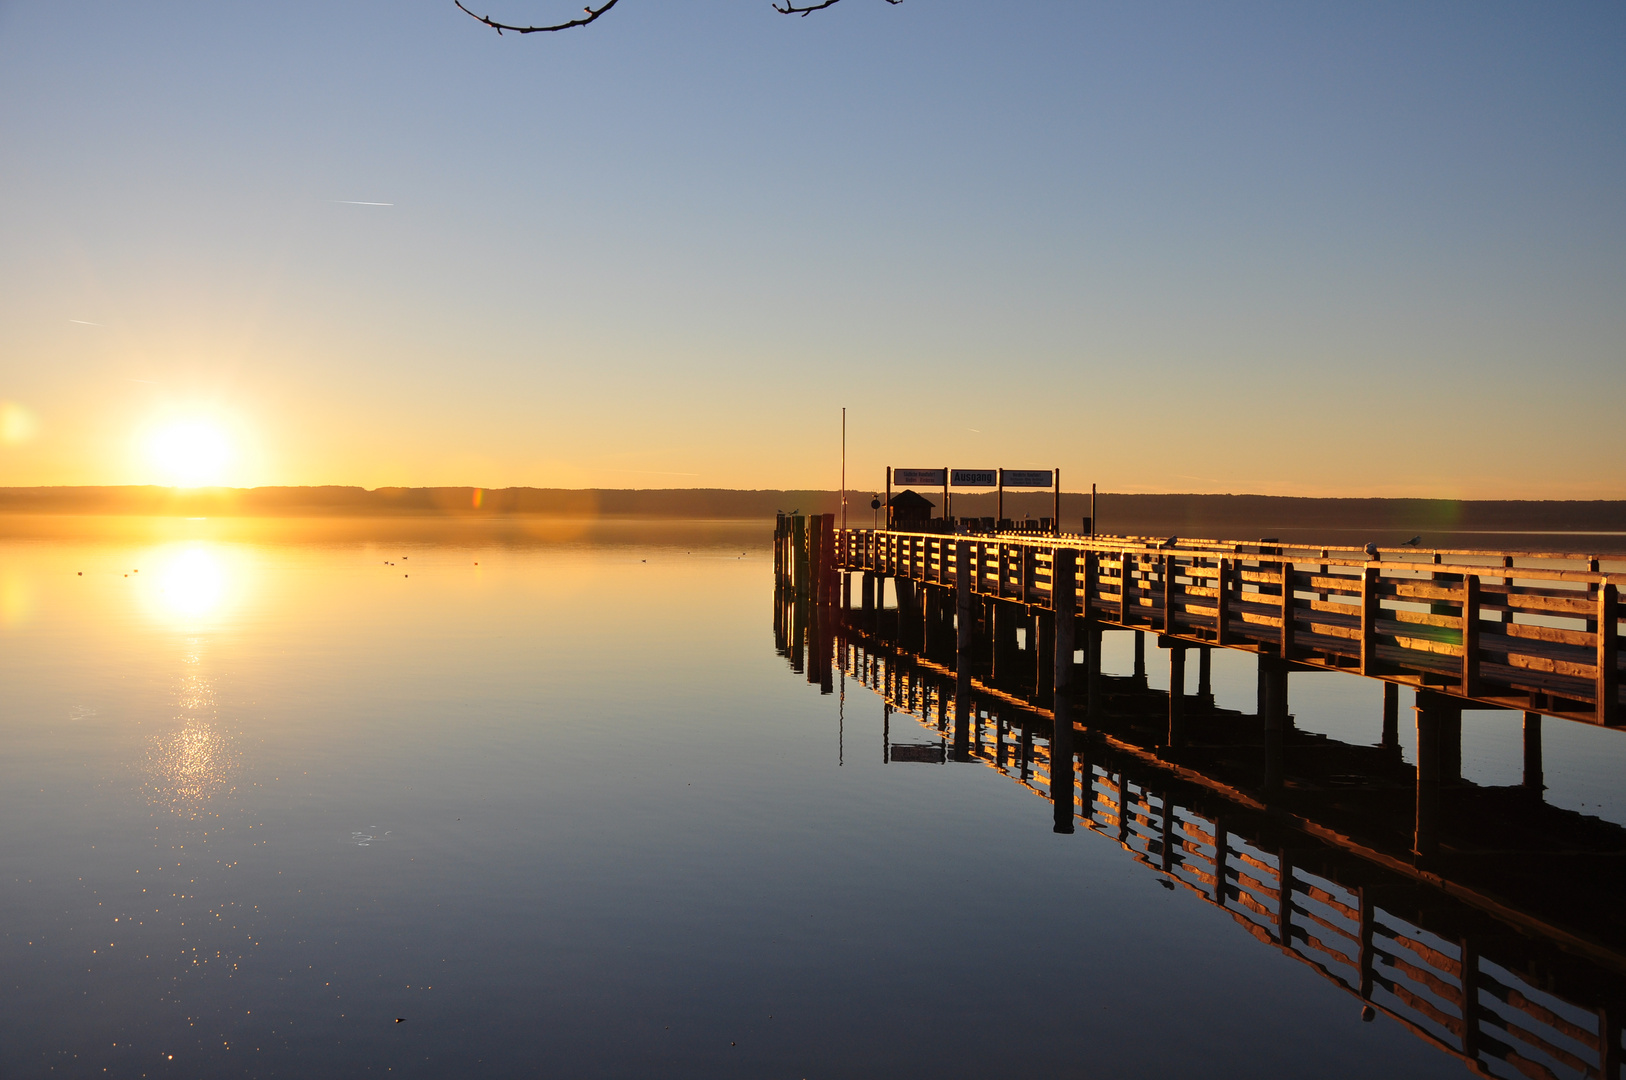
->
892, 468, 946, 486
1001, 469, 1053, 488
950, 469, 997, 487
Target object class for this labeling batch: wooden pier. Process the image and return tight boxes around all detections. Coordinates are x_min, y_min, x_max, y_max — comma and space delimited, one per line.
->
770, 572, 1626, 1080
774, 516, 1624, 730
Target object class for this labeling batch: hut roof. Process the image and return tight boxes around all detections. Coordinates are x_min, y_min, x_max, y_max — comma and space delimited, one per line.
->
888, 490, 936, 509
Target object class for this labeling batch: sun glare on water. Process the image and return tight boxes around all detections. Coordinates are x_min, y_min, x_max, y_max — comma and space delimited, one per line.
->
146, 419, 233, 487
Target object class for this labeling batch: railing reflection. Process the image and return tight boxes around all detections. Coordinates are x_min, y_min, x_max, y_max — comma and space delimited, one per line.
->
774, 582, 1626, 1080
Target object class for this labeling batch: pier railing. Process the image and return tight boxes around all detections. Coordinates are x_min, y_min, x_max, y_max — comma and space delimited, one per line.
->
825, 528, 1623, 728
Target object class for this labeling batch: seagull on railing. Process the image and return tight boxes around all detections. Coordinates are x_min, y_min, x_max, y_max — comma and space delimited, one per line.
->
1158, 536, 1179, 549
1402, 535, 1421, 546
1364, 542, 1380, 560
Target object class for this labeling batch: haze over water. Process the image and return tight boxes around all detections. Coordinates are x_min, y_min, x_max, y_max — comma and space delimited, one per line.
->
3, 517, 1622, 1078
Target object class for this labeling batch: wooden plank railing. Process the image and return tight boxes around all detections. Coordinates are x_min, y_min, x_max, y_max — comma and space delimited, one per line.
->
834, 529, 1625, 728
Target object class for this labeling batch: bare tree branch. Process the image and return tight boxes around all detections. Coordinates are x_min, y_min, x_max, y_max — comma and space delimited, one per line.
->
774, 0, 900, 16
455, 0, 899, 34
454, 0, 621, 35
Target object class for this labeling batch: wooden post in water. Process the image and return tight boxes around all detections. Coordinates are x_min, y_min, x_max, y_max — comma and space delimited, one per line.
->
808, 514, 826, 609
820, 514, 836, 608
1262, 654, 1287, 794
1599, 581, 1619, 726
1382, 683, 1400, 755
1133, 630, 1146, 685
1168, 643, 1186, 749
1197, 645, 1213, 711
1052, 548, 1077, 833
1087, 625, 1104, 721
1523, 711, 1544, 795
1414, 690, 1452, 863
792, 515, 808, 597
1034, 611, 1054, 704
954, 540, 973, 759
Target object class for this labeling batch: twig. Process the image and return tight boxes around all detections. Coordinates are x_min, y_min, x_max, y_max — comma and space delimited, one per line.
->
454, 0, 621, 34
774, 0, 901, 14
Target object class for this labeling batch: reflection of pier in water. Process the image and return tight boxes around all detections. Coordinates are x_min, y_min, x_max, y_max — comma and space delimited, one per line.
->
773, 585, 1626, 1080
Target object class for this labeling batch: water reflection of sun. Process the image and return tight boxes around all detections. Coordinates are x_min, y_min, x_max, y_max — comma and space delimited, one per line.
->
139, 543, 248, 628
145, 718, 240, 819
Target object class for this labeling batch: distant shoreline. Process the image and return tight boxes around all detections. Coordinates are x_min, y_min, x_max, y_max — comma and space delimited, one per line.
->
3, 486, 1626, 542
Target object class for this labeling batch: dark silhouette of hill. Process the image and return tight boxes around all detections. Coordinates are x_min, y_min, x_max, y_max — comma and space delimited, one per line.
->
2, 487, 1623, 549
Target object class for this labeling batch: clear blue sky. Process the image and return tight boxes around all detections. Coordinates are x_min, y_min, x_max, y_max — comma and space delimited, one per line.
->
1, 1, 1621, 497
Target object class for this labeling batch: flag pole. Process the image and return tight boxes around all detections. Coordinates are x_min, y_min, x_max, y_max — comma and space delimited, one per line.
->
840, 407, 847, 531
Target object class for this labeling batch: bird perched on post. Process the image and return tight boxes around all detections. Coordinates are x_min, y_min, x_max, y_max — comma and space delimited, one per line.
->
1158, 536, 1179, 550
1364, 542, 1380, 560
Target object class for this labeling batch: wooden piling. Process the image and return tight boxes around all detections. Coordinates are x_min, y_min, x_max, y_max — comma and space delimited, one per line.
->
1197, 645, 1213, 709
954, 540, 973, 759
1600, 581, 1619, 726
791, 515, 808, 596
1382, 683, 1400, 754
809, 514, 826, 608
1052, 548, 1077, 833
1523, 711, 1544, 795
1168, 643, 1186, 749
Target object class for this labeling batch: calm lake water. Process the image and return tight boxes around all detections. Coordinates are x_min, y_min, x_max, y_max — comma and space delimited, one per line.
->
2, 517, 1622, 1078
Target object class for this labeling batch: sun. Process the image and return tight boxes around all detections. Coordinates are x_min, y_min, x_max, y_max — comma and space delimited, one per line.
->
146, 418, 234, 487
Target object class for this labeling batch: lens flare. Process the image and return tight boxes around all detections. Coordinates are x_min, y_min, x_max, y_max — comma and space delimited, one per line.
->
0, 401, 39, 445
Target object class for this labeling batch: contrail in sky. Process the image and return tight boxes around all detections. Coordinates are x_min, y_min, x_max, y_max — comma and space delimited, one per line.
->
333, 200, 394, 206
68, 318, 101, 326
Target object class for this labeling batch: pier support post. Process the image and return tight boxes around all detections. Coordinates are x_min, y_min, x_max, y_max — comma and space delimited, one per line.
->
1523, 711, 1544, 796
1052, 549, 1077, 833
1262, 654, 1289, 793
1197, 645, 1213, 711
1382, 683, 1400, 757
1414, 690, 1460, 863
1035, 611, 1055, 705
954, 541, 973, 760
1086, 625, 1103, 720
1168, 643, 1187, 749
861, 572, 875, 618
791, 515, 808, 597
992, 601, 1020, 686
1133, 630, 1147, 685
